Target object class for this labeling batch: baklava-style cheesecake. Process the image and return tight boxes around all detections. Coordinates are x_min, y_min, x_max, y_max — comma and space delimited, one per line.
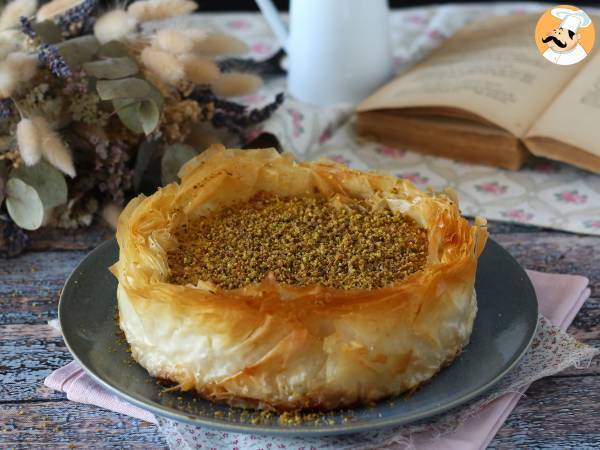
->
110, 145, 488, 411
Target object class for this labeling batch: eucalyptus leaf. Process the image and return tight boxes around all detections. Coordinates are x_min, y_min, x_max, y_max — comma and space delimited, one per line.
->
133, 140, 158, 192
32, 20, 63, 44
139, 100, 160, 135
0, 160, 7, 204
56, 35, 100, 66
83, 57, 138, 80
11, 160, 67, 209
113, 99, 143, 134
97, 78, 152, 101
98, 40, 130, 58
5, 178, 44, 230
161, 144, 197, 185
147, 83, 164, 109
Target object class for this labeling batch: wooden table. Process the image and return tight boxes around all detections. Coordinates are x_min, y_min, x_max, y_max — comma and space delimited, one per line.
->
1, 220, 598, 449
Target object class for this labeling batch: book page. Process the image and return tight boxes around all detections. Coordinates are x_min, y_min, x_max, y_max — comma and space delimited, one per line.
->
357, 14, 581, 137
525, 50, 600, 162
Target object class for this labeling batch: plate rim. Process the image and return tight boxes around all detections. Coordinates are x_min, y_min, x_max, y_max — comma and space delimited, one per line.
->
59, 238, 538, 436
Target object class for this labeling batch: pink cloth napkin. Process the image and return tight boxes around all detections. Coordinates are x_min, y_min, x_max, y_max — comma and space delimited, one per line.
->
411, 270, 591, 450
45, 270, 591, 449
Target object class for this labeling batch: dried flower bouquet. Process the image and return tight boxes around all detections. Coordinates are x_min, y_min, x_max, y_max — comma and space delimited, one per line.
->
0, 0, 283, 256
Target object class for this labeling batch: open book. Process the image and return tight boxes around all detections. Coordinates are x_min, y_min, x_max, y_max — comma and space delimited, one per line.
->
356, 14, 600, 173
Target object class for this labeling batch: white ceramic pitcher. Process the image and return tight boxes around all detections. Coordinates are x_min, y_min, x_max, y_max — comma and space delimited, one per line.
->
255, 0, 394, 105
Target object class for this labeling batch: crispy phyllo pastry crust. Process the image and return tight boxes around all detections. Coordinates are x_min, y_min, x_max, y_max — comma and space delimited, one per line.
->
111, 145, 488, 411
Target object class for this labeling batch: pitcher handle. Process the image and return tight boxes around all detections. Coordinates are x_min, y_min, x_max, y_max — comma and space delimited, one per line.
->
255, 0, 289, 51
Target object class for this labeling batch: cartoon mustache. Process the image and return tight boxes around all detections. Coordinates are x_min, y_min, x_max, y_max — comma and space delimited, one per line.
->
542, 35, 567, 48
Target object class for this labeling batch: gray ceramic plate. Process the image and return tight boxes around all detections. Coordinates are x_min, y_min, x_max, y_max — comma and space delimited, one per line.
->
59, 238, 537, 436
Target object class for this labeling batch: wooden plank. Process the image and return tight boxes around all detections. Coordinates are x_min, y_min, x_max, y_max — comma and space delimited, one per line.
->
0, 324, 69, 402
1, 221, 598, 449
1, 377, 598, 448
0, 400, 165, 449
492, 232, 600, 295
3, 231, 598, 328
0, 314, 597, 405
0, 232, 598, 403
486, 221, 546, 234
490, 376, 600, 448
0, 251, 85, 325
28, 223, 112, 252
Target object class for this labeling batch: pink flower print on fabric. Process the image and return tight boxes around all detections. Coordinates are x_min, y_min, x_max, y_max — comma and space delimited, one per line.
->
400, 172, 430, 186
501, 209, 534, 221
226, 19, 251, 30
376, 145, 406, 158
287, 109, 304, 137
475, 181, 508, 195
555, 190, 587, 205
583, 220, 600, 229
250, 42, 273, 56
327, 154, 351, 166
319, 126, 333, 144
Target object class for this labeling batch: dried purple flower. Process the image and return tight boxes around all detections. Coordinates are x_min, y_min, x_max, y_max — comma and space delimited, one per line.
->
62, 69, 89, 96
193, 88, 247, 114
39, 43, 71, 78
89, 136, 133, 205
208, 92, 284, 142
191, 88, 284, 143
230, 93, 284, 127
210, 112, 245, 141
0, 99, 13, 120
19, 15, 37, 39
54, 0, 97, 38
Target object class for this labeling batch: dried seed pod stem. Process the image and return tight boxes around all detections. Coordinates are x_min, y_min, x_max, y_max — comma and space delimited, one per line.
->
140, 46, 184, 84
36, 0, 83, 22
210, 72, 262, 98
16, 117, 41, 166
193, 32, 248, 56
181, 55, 220, 85
127, 0, 196, 22
0, 0, 38, 31
32, 116, 76, 177
94, 9, 137, 44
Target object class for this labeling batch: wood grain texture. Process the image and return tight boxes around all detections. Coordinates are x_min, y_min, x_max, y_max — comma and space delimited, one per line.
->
0, 324, 68, 402
27, 223, 112, 251
0, 400, 166, 449
490, 377, 600, 448
0, 220, 598, 449
493, 232, 600, 295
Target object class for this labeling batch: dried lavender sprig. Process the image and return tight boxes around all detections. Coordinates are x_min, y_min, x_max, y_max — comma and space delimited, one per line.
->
192, 88, 247, 115
20, 15, 36, 39
218, 49, 286, 78
192, 89, 284, 124
211, 112, 245, 142
225, 93, 284, 128
0, 99, 13, 120
39, 43, 71, 78
54, 0, 97, 38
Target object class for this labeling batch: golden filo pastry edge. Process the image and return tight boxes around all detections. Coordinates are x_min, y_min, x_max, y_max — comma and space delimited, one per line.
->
110, 145, 488, 411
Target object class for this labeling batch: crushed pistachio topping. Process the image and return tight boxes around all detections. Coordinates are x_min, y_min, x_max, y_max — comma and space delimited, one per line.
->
167, 194, 428, 290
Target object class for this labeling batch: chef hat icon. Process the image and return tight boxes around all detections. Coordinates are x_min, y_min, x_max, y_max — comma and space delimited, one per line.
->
551, 7, 592, 33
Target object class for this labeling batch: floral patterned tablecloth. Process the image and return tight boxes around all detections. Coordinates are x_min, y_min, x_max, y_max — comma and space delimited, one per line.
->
173, 3, 600, 235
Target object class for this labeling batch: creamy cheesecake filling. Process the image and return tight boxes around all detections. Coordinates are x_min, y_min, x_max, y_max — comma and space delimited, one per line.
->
167, 193, 428, 290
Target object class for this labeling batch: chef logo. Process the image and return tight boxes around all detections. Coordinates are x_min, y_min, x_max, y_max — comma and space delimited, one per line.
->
535, 5, 595, 65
